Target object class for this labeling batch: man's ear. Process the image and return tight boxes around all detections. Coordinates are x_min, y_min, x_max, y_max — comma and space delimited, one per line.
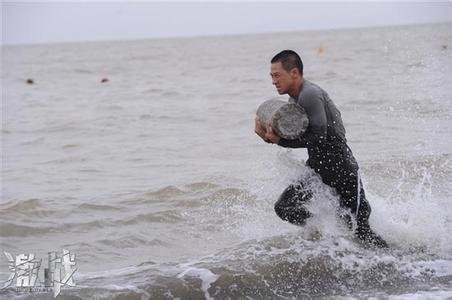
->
290, 68, 299, 78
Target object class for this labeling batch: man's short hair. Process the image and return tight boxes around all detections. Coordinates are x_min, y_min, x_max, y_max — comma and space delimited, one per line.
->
271, 50, 303, 76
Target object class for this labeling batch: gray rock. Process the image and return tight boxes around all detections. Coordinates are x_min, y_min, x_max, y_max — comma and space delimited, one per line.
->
256, 99, 309, 140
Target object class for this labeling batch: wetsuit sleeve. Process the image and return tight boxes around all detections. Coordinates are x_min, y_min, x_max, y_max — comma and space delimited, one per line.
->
278, 93, 328, 148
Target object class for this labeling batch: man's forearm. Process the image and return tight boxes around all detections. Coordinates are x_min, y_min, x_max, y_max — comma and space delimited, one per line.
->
278, 137, 308, 148
278, 132, 325, 148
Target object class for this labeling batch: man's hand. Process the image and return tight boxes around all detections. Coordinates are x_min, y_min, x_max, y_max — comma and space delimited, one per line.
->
254, 116, 267, 140
254, 115, 281, 144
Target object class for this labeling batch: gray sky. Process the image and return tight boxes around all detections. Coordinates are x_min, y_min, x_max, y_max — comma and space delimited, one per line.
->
2, 1, 452, 45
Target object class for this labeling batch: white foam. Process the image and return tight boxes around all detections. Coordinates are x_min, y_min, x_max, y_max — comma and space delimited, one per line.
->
385, 290, 452, 300
176, 266, 219, 300
368, 165, 452, 257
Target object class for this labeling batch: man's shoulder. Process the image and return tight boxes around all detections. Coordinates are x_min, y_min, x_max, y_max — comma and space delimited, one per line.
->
300, 80, 325, 102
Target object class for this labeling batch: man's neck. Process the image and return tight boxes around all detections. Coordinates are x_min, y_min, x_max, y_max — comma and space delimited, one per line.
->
288, 77, 304, 99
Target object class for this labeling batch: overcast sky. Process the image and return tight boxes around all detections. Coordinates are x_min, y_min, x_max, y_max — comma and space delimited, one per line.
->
2, 1, 452, 45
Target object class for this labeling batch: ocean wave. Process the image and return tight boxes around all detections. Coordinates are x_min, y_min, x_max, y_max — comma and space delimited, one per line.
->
120, 186, 186, 206
0, 198, 60, 219
77, 203, 124, 211
131, 183, 248, 211
8, 233, 448, 299
184, 182, 220, 191
135, 235, 451, 298
0, 198, 44, 212
199, 188, 255, 205
120, 210, 184, 225
0, 222, 53, 237
0, 219, 117, 237
96, 236, 171, 249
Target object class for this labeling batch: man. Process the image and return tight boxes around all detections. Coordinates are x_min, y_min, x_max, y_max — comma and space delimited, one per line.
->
255, 50, 387, 248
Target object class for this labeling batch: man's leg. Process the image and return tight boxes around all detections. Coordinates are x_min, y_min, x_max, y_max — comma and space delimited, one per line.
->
274, 182, 312, 225
354, 188, 388, 248
337, 174, 388, 248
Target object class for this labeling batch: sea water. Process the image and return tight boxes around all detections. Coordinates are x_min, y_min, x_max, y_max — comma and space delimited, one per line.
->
1, 23, 452, 299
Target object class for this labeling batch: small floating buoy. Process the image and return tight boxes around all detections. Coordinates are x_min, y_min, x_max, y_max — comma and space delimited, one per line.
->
101, 78, 109, 83
441, 45, 447, 50
26, 78, 34, 84
317, 47, 325, 55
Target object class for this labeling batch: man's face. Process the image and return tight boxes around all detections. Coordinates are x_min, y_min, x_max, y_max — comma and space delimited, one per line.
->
270, 62, 294, 95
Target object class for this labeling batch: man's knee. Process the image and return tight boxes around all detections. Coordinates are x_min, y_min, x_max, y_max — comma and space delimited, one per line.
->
274, 190, 294, 219
274, 185, 312, 225
274, 202, 311, 225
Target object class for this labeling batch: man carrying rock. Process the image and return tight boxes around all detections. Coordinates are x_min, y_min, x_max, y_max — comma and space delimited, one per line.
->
255, 50, 387, 248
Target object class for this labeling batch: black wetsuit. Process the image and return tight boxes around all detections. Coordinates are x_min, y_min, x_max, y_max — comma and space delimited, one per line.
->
274, 80, 387, 248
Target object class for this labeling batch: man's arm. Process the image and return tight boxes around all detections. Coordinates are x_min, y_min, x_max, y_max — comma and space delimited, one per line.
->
278, 94, 327, 148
